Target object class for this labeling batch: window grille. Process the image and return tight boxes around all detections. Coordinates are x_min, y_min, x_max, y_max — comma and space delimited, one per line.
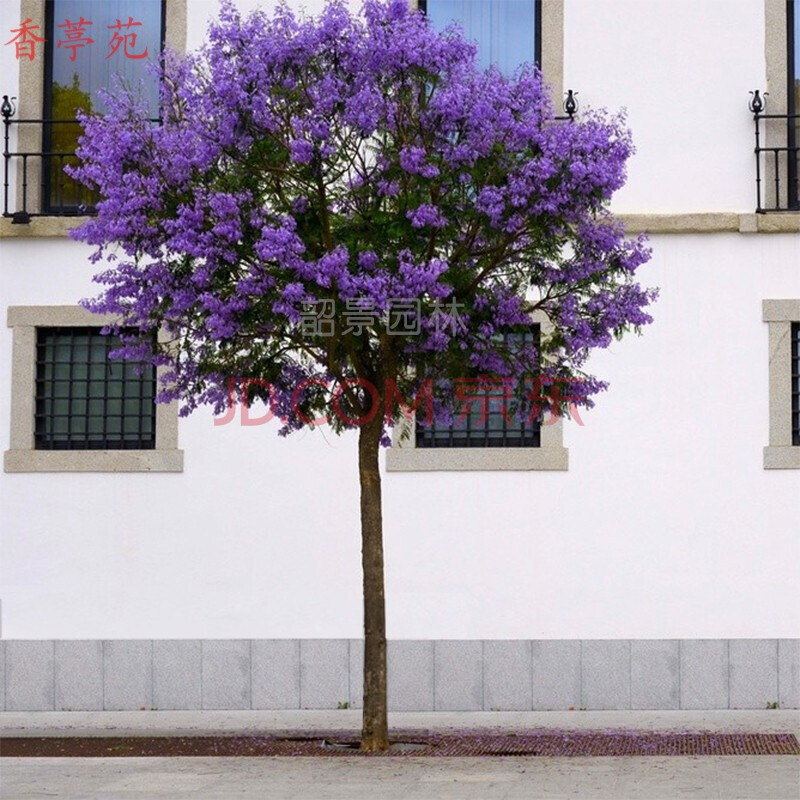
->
416, 329, 541, 448
35, 327, 156, 450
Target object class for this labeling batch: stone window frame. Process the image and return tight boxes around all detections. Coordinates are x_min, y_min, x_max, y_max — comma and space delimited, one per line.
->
9, 0, 187, 221
386, 310, 569, 472
408, 0, 564, 105
762, 0, 797, 211
763, 299, 800, 469
388, 2, 566, 472
4, 306, 183, 473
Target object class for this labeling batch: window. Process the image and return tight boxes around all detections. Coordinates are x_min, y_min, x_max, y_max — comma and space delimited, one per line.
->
387, 312, 568, 471
417, 0, 562, 103
3, 0, 185, 223
415, 329, 541, 449
763, 299, 800, 469
35, 327, 156, 451
422, 0, 541, 74
42, 0, 164, 213
388, 4, 566, 472
5, 306, 182, 472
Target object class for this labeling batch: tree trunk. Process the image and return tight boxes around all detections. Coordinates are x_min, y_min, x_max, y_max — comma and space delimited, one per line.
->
358, 412, 389, 751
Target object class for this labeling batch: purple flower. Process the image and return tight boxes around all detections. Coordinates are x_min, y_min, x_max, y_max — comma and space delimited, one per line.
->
68, 0, 654, 435
289, 139, 314, 164
407, 204, 446, 229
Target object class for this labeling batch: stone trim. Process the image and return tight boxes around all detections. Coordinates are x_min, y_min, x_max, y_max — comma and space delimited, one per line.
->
7, 305, 117, 327
386, 417, 568, 472
744, 213, 800, 232
619, 213, 740, 234
386, 310, 568, 472
164, 0, 188, 55
762, 0, 791, 209
540, 0, 564, 108
620, 212, 800, 234
0, 217, 89, 238
0, 639, 796, 711
763, 299, 800, 469
4, 305, 183, 473
7, 212, 800, 240
765, 0, 789, 113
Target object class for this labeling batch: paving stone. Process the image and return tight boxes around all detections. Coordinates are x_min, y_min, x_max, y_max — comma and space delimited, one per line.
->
434, 641, 482, 711
55, 641, 103, 711
630, 640, 679, 710
729, 639, 778, 710
582, 640, 630, 710
388, 640, 434, 711
778, 639, 799, 709
104, 641, 152, 711
153, 641, 201, 711
348, 640, 364, 710
5, 641, 54, 711
0, 641, 5, 711
201, 640, 250, 710
680, 640, 728, 710
531, 640, 581, 710
252, 640, 300, 710
299, 640, 349, 710
483, 640, 531, 711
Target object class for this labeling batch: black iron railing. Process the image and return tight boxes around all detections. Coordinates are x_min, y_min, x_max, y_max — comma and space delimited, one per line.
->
749, 90, 800, 212
2, 89, 578, 223
2, 95, 97, 222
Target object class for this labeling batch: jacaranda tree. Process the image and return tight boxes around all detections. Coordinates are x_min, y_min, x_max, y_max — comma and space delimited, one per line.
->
70, 0, 655, 750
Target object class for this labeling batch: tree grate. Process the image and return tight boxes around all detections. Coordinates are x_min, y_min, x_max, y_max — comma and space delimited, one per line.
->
2, 730, 798, 758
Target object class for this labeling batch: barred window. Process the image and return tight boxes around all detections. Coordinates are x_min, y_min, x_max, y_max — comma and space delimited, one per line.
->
416, 329, 541, 449
792, 322, 799, 446
35, 327, 156, 451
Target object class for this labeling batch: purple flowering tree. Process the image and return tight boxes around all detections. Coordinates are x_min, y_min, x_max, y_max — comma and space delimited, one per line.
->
70, 0, 654, 750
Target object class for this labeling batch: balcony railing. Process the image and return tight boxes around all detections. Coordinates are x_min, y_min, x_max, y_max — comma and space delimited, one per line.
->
2, 95, 97, 223
2, 89, 579, 224
750, 90, 800, 212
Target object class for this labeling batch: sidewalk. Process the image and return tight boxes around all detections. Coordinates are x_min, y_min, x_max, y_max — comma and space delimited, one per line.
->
2, 711, 799, 799
2, 708, 799, 736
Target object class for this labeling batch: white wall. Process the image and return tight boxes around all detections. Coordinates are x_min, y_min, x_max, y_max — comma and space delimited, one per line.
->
2, 233, 798, 639
566, 0, 764, 214
1, 0, 798, 640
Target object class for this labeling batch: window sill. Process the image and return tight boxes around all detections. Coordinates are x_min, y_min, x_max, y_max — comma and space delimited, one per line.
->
763, 446, 800, 470
386, 445, 568, 472
618, 212, 800, 235
385, 417, 568, 472
0, 217, 91, 239
4, 448, 184, 473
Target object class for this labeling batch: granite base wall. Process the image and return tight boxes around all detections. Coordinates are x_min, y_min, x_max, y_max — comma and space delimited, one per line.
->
1, 639, 797, 712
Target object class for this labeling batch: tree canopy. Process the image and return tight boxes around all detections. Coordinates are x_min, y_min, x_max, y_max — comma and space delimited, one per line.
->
70, 0, 655, 434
